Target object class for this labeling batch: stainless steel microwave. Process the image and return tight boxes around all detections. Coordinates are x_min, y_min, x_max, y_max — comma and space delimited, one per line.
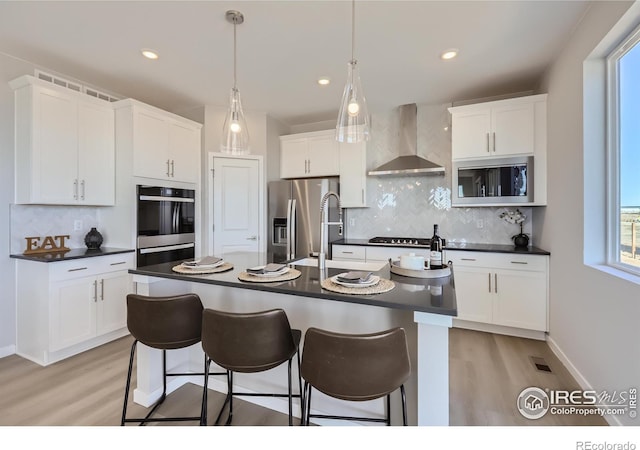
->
452, 156, 534, 205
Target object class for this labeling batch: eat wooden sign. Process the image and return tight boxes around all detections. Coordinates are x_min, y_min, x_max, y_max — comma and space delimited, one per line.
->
24, 235, 70, 254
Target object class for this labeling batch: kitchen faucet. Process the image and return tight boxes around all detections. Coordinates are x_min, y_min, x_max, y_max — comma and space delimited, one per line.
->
318, 191, 343, 269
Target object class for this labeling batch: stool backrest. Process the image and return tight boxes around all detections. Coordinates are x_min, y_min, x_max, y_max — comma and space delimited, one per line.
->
201, 308, 297, 373
126, 293, 203, 350
301, 327, 411, 402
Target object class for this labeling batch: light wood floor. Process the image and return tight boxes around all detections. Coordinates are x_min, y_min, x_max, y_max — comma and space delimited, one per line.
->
0, 328, 607, 426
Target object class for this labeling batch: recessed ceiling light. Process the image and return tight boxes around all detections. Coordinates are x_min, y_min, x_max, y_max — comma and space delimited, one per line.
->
441, 49, 458, 60
141, 49, 159, 60
317, 77, 331, 86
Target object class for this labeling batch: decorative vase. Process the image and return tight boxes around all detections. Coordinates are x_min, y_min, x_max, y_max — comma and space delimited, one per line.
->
512, 223, 529, 249
84, 227, 103, 249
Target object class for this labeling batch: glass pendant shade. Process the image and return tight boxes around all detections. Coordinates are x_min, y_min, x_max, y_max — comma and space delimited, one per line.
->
336, 59, 370, 143
221, 87, 250, 154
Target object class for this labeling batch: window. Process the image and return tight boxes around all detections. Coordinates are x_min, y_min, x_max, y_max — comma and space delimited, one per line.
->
608, 25, 640, 275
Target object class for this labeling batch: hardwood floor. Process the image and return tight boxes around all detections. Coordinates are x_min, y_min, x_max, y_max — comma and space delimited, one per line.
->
0, 328, 607, 426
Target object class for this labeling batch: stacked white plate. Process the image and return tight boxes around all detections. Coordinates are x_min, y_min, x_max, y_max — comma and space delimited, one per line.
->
246, 263, 289, 278
331, 271, 380, 288
181, 256, 225, 270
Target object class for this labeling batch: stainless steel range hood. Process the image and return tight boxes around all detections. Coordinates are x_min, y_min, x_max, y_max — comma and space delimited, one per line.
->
368, 103, 445, 176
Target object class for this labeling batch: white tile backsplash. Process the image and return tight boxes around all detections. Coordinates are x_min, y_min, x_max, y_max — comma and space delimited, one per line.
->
344, 103, 534, 245
10, 204, 102, 253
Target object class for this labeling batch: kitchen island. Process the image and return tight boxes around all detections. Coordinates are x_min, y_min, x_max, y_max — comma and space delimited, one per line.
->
130, 252, 457, 426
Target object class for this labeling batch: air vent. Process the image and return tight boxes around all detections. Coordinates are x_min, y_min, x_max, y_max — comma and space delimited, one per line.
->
35, 70, 120, 102
530, 356, 552, 373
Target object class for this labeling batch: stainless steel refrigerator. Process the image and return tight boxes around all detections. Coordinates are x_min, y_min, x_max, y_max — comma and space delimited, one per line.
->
267, 178, 342, 263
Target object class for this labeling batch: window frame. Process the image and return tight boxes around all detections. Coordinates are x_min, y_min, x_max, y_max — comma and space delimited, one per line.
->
606, 23, 640, 276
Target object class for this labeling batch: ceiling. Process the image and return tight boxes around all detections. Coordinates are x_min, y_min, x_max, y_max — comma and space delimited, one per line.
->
0, 1, 591, 126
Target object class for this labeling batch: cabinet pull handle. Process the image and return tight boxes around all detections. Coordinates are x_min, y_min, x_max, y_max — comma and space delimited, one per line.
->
246, 235, 257, 241
362, 189, 364, 204
341, 251, 354, 254
166, 159, 171, 177
73, 179, 78, 200
488, 273, 491, 292
100, 279, 104, 301
171, 160, 175, 177
486, 133, 490, 153
494, 273, 498, 293
511, 261, 528, 265
492, 132, 496, 152
68, 267, 88, 272
80, 180, 85, 200
93, 280, 98, 302
110, 261, 127, 266
461, 258, 476, 261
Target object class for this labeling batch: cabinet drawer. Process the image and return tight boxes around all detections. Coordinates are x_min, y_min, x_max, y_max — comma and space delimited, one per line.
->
50, 253, 134, 281
366, 246, 429, 262
332, 245, 366, 261
447, 250, 547, 272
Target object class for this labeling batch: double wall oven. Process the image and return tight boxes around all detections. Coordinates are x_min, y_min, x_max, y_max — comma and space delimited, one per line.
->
136, 185, 195, 267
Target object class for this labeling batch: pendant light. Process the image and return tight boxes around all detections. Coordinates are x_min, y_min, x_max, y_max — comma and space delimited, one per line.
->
336, 0, 370, 143
221, 10, 250, 154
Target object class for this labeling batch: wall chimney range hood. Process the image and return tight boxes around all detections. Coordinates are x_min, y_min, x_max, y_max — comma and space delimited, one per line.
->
368, 103, 445, 176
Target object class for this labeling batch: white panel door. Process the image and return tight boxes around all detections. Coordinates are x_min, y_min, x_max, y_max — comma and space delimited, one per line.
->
50, 276, 97, 351
451, 266, 494, 323
96, 271, 131, 336
133, 110, 169, 180
78, 101, 115, 205
451, 109, 491, 159
35, 88, 78, 203
280, 138, 308, 178
307, 135, 339, 177
168, 122, 200, 183
213, 157, 260, 256
492, 269, 547, 331
491, 102, 535, 156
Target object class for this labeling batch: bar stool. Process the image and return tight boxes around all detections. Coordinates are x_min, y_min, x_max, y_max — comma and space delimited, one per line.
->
121, 293, 224, 426
300, 327, 411, 426
200, 308, 303, 426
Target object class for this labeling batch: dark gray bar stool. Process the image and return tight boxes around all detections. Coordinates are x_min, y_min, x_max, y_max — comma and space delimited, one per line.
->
121, 293, 225, 426
300, 327, 411, 426
200, 308, 303, 426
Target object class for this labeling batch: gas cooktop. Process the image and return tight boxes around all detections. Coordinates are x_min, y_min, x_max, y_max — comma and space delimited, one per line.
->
368, 237, 431, 246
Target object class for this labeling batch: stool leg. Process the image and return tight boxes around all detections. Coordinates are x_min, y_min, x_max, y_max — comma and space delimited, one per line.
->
201, 357, 211, 426
400, 384, 407, 426
297, 349, 303, 426
121, 339, 138, 426
386, 394, 391, 426
287, 358, 293, 426
227, 371, 234, 425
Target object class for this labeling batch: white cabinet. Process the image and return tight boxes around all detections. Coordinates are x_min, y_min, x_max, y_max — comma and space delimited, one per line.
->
447, 250, 548, 333
339, 141, 367, 208
331, 244, 429, 263
332, 244, 366, 261
280, 130, 340, 179
449, 94, 545, 160
16, 253, 134, 366
116, 99, 202, 184
10, 75, 115, 205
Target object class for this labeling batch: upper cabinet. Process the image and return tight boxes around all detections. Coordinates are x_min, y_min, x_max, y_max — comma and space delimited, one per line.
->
114, 99, 202, 184
280, 130, 340, 179
449, 94, 546, 160
339, 141, 367, 208
10, 75, 115, 205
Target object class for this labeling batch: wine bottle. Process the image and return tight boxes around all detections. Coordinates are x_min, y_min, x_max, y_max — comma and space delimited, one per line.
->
430, 224, 443, 269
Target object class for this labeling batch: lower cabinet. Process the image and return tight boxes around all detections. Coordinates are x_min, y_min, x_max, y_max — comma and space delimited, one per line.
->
447, 250, 548, 333
16, 253, 134, 366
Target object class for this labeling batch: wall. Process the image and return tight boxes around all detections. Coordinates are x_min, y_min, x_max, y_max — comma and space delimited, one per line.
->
538, 0, 639, 426
340, 103, 534, 246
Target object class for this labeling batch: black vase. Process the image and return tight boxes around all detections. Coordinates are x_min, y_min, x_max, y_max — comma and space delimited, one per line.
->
84, 227, 103, 249
513, 233, 529, 248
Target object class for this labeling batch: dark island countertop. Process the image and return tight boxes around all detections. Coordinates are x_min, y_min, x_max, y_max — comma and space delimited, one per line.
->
10, 247, 135, 263
130, 252, 457, 317
331, 238, 550, 256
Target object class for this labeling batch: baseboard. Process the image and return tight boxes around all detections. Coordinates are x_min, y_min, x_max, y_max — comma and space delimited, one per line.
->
453, 319, 547, 341
0, 345, 16, 359
546, 336, 621, 426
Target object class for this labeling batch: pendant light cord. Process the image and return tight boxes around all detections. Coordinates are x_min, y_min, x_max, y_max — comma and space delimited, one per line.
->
233, 19, 237, 89
351, 0, 355, 62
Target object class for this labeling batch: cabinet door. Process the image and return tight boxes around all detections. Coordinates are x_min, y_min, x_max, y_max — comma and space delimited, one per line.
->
339, 141, 367, 207
451, 266, 494, 323
96, 271, 131, 336
493, 269, 547, 331
280, 138, 308, 178
451, 109, 491, 160
50, 276, 97, 351
78, 101, 115, 205
168, 122, 200, 183
133, 110, 169, 180
307, 135, 339, 177
34, 87, 79, 203
491, 103, 534, 156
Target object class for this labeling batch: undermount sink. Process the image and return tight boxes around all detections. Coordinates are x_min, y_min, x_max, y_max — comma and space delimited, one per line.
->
290, 257, 387, 272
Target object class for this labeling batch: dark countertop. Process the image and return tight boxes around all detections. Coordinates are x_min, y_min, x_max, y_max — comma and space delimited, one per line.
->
10, 247, 135, 263
130, 252, 457, 317
331, 238, 550, 256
